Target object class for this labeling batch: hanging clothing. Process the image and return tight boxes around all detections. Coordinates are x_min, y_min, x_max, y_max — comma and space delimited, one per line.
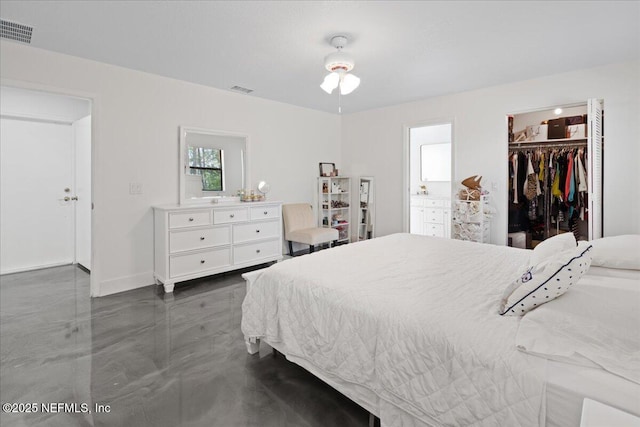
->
565, 152, 575, 203
507, 143, 590, 243
538, 153, 545, 182
577, 150, 588, 192
551, 160, 562, 200
525, 154, 538, 201
517, 152, 527, 204
511, 153, 518, 203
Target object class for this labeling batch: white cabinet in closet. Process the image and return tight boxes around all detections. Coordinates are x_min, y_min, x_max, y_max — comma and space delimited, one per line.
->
153, 202, 283, 293
452, 195, 491, 243
410, 196, 451, 238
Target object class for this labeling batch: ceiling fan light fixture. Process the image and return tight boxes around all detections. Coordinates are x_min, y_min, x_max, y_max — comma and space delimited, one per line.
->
320, 72, 340, 94
339, 73, 360, 95
324, 51, 354, 73
319, 35, 360, 97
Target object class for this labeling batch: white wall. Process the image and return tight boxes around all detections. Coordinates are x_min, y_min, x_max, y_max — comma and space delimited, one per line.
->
1, 41, 341, 296
342, 61, 640, 242
73, 115, 92, 270
1, 85, 90, 122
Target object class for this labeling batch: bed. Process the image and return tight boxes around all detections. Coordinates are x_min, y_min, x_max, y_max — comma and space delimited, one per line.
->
241, 233, 640, 426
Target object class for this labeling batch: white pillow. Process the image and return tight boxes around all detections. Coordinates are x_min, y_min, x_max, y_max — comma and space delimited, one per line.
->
589, 235, 640, 270
500, 241, 593, 316
530, 232, 576, 265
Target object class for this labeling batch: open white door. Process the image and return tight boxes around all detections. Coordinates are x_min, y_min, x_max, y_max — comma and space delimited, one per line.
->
73, 115, 92, 270
587, 98, 603, 240
0, 118, 74, 274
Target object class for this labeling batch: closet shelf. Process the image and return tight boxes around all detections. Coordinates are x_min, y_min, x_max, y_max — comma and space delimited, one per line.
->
509, 138, 587, 148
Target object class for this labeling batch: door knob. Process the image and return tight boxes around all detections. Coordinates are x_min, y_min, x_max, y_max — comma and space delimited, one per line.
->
64, 188, 71, 193
64, 196, 71, 201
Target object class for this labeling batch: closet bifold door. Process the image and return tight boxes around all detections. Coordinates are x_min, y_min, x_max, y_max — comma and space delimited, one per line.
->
587, 98, 603, 240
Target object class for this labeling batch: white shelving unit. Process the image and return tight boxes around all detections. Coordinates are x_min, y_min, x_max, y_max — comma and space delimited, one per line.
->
452, 194, 491, 243
318, 176, 351, 244
357, 177, 375, 241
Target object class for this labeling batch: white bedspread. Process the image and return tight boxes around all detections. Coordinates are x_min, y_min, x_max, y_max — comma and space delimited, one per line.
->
516, 274, 640, 384
242, 234, 547, 426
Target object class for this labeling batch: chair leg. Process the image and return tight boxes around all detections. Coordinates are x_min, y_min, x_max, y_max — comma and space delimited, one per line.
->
309, 245, 315, 253
288, 241, 293, 256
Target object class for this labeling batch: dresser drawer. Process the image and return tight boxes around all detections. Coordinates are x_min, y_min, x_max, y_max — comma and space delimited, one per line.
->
170, 247, 231, 278
213, 208, 248, 224
233, 220, 280, 244
169, 226, 230, 254
233, 240, 281, 265
425, 209, 444, 224
410, 198, 425, 207
425, 199, 444, 208
250, 205, 281, 221
169, 210, 211, 229
425, 223, 444, 237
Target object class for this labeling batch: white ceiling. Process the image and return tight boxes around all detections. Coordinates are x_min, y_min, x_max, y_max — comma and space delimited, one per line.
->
1, 1, 638, 114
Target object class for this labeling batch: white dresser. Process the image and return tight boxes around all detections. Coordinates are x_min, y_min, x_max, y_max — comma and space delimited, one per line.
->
153, 201, 283, 293
410, 196, 451, 238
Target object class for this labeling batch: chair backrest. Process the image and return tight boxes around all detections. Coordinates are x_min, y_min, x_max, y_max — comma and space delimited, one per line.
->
282, 203, 315, 234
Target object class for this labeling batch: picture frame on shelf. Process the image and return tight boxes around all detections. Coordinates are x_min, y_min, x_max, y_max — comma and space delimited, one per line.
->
319, 162, 336, 177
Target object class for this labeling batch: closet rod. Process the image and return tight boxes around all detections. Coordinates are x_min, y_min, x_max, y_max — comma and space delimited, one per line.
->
508, 141, 588, 150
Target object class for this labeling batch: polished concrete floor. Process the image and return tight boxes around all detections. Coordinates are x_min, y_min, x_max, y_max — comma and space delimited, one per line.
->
0, 265, 369, 427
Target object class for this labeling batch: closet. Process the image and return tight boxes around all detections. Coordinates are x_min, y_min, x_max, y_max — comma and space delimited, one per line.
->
507, 99, 602, 248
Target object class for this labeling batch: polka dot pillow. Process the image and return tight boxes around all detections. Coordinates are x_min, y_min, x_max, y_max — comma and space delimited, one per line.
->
500, 241, 593, 316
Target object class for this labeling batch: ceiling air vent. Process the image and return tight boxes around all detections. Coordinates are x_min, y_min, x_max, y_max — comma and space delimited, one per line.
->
229, 86, 254, 94
0, 19, 33, 44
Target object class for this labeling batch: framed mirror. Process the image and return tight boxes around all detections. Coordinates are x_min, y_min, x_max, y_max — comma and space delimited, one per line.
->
179, 126, 248, 204
420, 142, 451, 181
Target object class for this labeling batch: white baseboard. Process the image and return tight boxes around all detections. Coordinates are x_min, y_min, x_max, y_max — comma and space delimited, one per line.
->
0, 261, 72, 275
96, 271, 155, 297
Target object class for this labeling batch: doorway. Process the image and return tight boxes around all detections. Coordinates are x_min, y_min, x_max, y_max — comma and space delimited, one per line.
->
405, 122, 453, 236
0, 86, 92, 274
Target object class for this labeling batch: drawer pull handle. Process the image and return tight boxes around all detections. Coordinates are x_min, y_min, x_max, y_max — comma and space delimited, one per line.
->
256, 229, 260, 233
200, 237, 205, 240
229, 214, 235, 218
263, 211, 268, 215
189, 217, 194, 222
256, 249, 261, 253
200, 260, 205, 264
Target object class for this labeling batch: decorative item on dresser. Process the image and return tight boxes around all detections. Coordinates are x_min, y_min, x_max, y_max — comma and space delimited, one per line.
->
318, 176, 351, 244
153, 201, 283, 293
409, 195, 451, 238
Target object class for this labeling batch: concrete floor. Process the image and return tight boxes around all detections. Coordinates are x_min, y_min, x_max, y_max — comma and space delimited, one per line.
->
0, 265, 369, 427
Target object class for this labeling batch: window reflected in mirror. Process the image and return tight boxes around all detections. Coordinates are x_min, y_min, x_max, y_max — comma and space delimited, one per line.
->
188, 146, 224, 191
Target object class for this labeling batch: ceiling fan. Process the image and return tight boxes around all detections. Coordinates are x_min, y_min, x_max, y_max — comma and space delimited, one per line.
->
320, 35, 360, 96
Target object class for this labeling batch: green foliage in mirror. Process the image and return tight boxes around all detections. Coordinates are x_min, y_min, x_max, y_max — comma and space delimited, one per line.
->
188, 146, 223, 191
